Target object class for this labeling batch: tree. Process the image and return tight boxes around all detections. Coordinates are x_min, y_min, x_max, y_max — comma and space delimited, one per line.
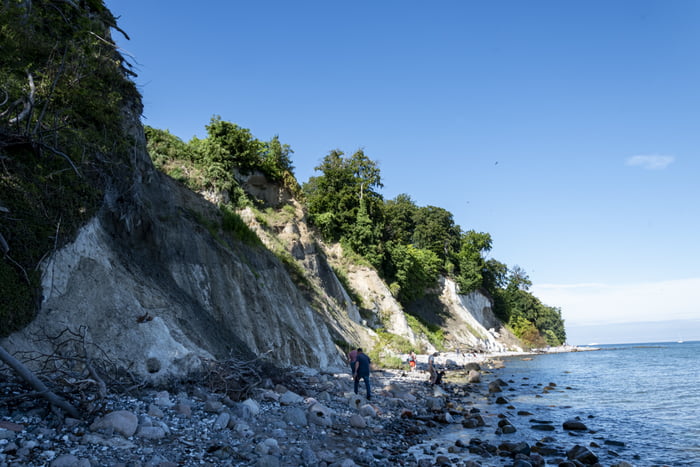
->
508, 265, 532, 291
190, 135, 238, 193
345, 199, 383, 267
260, 135, 295, 182
348, 149, 382, 203
482, 259, 508, 294
303, 149, 383, 243
204, 116, 263, 174
412, 206, 461, 266
386, 242, 441, 304
383, 194, 418, 244
454, 230, 492, 294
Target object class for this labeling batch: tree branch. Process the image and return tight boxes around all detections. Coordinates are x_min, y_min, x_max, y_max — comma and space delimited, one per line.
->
8, 73, 35, 125
0, 343, 80, 419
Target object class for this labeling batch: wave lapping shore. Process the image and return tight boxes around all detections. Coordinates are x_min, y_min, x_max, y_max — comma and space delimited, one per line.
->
1, 349, 640, 467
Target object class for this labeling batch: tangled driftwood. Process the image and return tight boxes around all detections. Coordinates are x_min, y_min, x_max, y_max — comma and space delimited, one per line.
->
200, 350, 274, 401
0, 343, 80, 418
0, 326, 140, 419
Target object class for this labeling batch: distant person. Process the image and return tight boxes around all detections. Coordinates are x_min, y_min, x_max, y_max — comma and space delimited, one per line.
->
408, 351, 417, 372
353, 348, 372, 400
348, 348, 358, 375
428, 351, 439, 385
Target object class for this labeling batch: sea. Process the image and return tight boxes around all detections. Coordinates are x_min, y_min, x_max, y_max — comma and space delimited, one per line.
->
416, 340, 700, 466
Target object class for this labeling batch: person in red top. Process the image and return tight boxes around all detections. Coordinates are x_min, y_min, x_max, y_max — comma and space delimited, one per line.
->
408, 351, 417, 371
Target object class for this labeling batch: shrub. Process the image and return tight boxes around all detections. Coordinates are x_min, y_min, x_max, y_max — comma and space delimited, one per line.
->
220, 205, 261, 246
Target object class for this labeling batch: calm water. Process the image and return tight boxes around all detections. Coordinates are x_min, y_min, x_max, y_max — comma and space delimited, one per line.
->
487, 341, 700, 466
409, 341, 700, 466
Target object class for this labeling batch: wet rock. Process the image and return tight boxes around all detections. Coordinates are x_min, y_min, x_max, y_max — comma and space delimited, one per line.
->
467, 370, 481, 382
499, 441, 531, 456
563, 419, 588, 431
462, 414, 485, 428
531, 424, 556, 431
567, 444, 599, 464
605, 439, 626, 447
464, 362, 481, 372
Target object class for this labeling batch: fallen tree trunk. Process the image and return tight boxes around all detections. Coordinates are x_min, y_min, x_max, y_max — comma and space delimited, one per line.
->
0, 343, 80, 419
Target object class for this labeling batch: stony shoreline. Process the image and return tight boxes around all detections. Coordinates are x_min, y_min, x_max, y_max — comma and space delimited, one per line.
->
0, 348, 640, 467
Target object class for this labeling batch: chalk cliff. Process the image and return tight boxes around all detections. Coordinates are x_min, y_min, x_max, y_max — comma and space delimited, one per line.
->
4, 154, 519, 382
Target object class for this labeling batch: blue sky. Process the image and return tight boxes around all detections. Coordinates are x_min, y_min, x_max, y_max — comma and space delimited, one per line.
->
105, 1, 700, 345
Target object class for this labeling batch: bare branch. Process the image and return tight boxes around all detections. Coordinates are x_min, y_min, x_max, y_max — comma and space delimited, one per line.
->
36, 141, 81, 177
3, 254, 30, 284
0, 231, 8, 255
8, 73, 35, 125
0, 343, 81, 419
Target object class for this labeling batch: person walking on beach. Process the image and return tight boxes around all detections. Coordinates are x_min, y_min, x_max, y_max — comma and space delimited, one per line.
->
353, 348, 372, 400
428, 351, 439, 385
408, 351, 417, 372
347, 348, 358, 375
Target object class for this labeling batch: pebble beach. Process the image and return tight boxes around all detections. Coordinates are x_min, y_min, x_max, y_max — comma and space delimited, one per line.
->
0, 347, 642, 467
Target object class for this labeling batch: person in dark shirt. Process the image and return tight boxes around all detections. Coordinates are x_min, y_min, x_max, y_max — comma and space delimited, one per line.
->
353, 348, 372, 400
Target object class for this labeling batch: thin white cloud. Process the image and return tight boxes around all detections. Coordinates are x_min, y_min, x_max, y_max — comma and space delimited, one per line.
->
625, 154, 675, 170
532, 277, 700, 327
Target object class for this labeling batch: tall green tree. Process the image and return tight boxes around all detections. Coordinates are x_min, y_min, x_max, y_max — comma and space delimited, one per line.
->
383, 194, 418, 244
412, 206, 461, 268
345, 199, 383, 267
482, 258, 508, 294
303, 149, 383, 243
260, 135, 295, 182
454, 230, 492, 293
386, 242, 441, 304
